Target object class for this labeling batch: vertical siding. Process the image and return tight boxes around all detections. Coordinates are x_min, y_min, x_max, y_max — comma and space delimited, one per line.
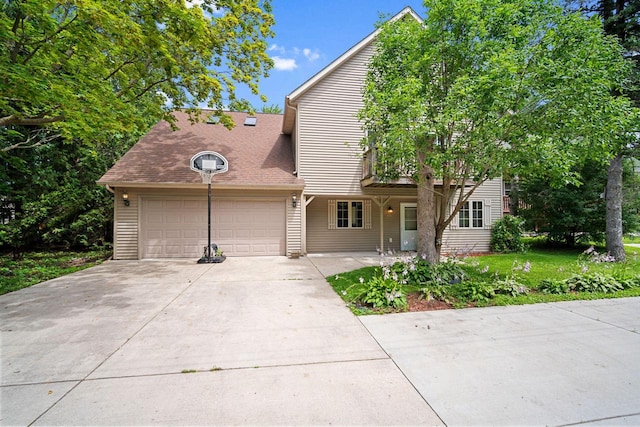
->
114, 188, 139, 260
297, 44, 374, 196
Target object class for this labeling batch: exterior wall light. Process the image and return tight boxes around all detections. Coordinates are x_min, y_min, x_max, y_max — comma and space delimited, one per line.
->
122, 191, 130, 207
292, 194, 297, 208
387, 206, 393, 214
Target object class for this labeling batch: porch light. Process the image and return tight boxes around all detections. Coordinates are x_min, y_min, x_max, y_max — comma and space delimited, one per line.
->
122, 191, 130, 207
387, 206, 393, 214
292, 194, 297, 208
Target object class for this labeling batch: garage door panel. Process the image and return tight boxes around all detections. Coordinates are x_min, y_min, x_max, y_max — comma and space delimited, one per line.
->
142, 198, 285, 258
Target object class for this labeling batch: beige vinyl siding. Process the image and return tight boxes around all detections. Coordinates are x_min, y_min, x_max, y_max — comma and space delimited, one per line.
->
287, 192, 302, 255
306, 197, 379, 252
441, 178, 504, 254
114, 188, 139, 260
112, 188, 301, 260
305, 196, 414, 253
296, 44, 373, 196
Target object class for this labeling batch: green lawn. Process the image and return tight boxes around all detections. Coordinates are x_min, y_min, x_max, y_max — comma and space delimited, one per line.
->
0, 250, 112, 296
327, 245, 640, 314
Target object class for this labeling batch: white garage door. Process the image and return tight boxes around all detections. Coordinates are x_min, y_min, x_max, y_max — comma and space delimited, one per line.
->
142, 198, 285, 258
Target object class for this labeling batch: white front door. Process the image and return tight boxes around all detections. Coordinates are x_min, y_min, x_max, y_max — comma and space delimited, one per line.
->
400, 203, 417, 251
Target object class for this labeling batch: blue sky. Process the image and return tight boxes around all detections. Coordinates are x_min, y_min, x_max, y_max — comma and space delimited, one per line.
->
240, 1, 427, 110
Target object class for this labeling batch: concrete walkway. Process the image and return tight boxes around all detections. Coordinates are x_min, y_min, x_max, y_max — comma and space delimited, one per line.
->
2, 254, 640, 426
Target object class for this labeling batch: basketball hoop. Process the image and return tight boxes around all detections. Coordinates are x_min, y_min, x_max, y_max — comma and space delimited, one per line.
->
199, 171, 213, 185
189, 151, 229, 264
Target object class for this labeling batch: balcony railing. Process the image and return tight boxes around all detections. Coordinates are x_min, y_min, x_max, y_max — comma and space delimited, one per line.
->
361, 148, 416, 187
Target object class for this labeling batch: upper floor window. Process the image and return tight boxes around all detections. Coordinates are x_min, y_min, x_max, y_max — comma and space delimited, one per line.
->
459, 201, 483, 228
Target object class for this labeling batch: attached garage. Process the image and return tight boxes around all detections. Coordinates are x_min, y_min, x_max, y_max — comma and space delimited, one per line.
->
98, 111, 304, 260
141, 198, 286, 258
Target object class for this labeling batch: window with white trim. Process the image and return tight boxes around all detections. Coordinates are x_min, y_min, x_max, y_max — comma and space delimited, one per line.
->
459, 201, 483, 228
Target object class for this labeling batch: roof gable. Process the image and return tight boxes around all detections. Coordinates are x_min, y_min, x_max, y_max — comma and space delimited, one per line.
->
282, 6, 422, 134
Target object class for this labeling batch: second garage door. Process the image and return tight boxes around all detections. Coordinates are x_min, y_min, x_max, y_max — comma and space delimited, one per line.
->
142, 198, 285, 258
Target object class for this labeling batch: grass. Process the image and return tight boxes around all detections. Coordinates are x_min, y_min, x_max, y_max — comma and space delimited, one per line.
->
327, 245, 640, 314
0, 249, 112, 296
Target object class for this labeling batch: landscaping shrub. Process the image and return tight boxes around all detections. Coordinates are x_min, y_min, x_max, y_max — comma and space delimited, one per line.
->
490, 215, 526, 253
539, 278, 570, 294
390, 257, 466, 286
565, 273, 624, 293
362, 275, 407, 310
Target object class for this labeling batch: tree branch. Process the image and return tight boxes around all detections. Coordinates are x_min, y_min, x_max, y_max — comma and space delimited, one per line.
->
0, 114, 65, 127
2, 129, 61, 152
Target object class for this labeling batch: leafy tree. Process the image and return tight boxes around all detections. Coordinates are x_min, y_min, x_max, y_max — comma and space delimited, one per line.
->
359, 0, 634, 263
518, 158, 640, 245
0, 129, 147, 255
0, 0, 275, 254
519, 160, 607, 245
566, 0, 640, 261
1, 0, 275, 149
261, 103, 283, 114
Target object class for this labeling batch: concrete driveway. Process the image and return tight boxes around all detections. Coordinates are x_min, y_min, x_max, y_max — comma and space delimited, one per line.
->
1, 257, 439, 426
2, 255, 640, 426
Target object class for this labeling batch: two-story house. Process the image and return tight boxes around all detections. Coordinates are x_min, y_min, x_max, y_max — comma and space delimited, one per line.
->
98, 7, 504, 260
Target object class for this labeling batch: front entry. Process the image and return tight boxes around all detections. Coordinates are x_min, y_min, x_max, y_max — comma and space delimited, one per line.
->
400, 203, 417, 251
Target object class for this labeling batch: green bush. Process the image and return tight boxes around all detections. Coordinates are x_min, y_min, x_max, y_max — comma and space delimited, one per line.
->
494, 277, 529, 297
362, 275, 407, 310
420, 283, 452, 303
490, 215, 526, 253
390, 257, 466, 286
539, 278, 570, 294
456, 281, 495, 304
565, 273, 624, 293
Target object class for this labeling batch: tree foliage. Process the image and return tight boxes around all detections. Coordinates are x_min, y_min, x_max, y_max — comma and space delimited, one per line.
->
0, 0, 275, 254
518, 158, 640, 245
1, 0, 275, 149
359, 0, 635, 262
565, 0, 640, 261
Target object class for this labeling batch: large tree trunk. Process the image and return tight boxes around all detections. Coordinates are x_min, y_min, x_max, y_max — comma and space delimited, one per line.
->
606, 153, 626, 261
417, 162, 439, 263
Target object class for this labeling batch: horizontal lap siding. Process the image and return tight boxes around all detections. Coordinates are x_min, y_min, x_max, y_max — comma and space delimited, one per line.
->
297, 45, 373, 196
114, 188, 139, 260
441, 178, 504, 254
306, 197, 380, 253
112, 188, 300, 259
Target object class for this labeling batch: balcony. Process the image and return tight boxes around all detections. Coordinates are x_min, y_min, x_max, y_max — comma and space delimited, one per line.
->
361, 148, 417, 188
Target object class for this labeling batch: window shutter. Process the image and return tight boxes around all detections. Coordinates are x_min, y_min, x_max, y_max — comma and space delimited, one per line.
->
484, 199, 492, 229
364, 200, 372, 229
328, 199, 336, 230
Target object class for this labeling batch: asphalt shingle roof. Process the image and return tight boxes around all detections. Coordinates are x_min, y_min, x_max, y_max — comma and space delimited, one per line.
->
98, 111, 303, 188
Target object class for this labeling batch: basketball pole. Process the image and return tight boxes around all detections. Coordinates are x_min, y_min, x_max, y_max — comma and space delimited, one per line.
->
207, 180, 212, 260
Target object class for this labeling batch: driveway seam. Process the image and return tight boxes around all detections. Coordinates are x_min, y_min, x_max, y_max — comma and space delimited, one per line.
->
553, 304, 640, 335
26, 264, 215, 427
357, 316, 448, 427
556, 411, 640, 426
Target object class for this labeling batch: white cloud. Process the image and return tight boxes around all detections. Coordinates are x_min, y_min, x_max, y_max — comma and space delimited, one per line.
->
303, 48, 320, 62
272, 56, 298, 71
268, 44, 286, 54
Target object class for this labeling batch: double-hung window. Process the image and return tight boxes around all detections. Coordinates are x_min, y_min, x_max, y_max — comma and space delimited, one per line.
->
459, 201, 483, 228
337, 201, 363, 228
